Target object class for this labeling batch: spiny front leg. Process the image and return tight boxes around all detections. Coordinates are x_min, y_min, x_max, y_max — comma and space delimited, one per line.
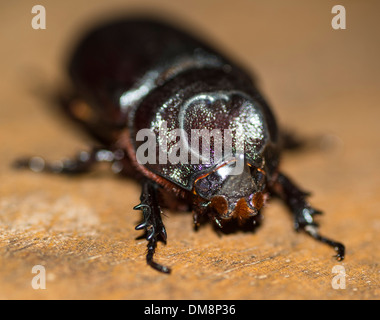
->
13, 147, 125, 175
272, 172, 345, 261
134, 180, 170, 274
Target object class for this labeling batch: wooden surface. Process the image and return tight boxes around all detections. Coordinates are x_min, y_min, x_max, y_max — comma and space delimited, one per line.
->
0, 0, 379, 300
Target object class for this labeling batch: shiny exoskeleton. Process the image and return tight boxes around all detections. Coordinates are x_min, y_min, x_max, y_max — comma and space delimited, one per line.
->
15, 18, 345, 273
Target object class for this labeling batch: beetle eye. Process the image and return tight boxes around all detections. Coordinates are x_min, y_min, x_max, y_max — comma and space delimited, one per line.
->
249, 167, 266, 187
194, 167, 225, 199
195, 178, 211, 195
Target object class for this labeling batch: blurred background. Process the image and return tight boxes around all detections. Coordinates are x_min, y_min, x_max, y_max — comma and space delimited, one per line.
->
0, 0, 379, 299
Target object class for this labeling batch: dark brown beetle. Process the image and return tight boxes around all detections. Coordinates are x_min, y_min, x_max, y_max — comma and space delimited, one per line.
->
16, 18, 344, 273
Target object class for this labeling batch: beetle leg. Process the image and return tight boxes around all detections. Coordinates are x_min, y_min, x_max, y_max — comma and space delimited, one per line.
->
272, 172, 345, 261
193, 212, 200, 230
13, 147, 125, 175
134, 180, 170, 274
280, 130, 305, 151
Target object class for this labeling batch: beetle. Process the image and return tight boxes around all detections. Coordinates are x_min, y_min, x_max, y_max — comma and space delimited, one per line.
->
15, 18, 345, 273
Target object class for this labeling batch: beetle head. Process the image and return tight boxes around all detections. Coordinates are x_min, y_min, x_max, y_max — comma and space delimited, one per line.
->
194, 157, 266, 225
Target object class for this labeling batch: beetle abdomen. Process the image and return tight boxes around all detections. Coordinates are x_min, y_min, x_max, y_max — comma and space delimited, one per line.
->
69, 19, 235, 128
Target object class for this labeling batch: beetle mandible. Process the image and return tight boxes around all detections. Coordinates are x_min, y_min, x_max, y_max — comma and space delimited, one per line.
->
15, 18, 345, 273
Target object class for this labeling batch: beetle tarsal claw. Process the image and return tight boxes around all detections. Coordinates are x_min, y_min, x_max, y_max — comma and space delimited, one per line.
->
135, 222, 147, 230
146, 225, 155, 240
133, 203, 150, 211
